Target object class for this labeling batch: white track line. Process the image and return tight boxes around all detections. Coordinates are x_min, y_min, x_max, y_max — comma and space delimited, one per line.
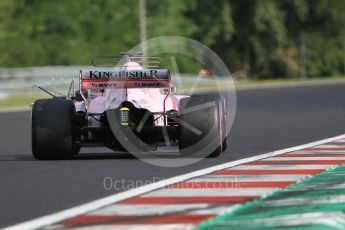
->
311, 145, 345, 148
263, 157, 345, 161
288, 151, 345, 154
231, 165, 331, 170
5, 134, 345, 230
301, 150, 345, 152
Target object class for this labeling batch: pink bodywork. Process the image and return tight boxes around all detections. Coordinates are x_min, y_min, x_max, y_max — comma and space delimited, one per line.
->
75, 62, 188, 125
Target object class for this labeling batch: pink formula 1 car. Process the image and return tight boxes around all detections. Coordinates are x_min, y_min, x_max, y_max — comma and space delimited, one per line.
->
31, 53, 227, 159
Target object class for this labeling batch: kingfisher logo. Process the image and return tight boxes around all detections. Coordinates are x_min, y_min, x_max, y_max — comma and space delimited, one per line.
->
88, 70, 159, 79
133, 82, 161, 87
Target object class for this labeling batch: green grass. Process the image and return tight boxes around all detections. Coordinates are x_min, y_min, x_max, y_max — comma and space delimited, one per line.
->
0, 94, 45, 110
235, 75, 345, 89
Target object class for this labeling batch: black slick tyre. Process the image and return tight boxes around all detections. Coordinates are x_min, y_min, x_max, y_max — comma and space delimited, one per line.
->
178, 95, 223, 158
32, 98, 79, 159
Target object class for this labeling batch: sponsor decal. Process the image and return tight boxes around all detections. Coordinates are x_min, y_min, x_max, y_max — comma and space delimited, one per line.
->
89, 82, 117, 88
133, 82, 161, 87
81, 80, 168, 89
88, 70, 159, 79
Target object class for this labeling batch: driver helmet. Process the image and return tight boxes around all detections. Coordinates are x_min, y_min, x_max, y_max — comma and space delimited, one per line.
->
122, 61, 143, 71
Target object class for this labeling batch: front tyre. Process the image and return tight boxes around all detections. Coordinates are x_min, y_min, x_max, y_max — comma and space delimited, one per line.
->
32, 98, 79, 160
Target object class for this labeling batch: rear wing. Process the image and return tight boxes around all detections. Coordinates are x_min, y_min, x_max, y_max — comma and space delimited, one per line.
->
92, 56, 162, 68
80, 69, 170, 90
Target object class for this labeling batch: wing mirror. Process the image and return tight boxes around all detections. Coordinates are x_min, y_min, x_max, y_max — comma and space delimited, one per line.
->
163, 85, 176, 95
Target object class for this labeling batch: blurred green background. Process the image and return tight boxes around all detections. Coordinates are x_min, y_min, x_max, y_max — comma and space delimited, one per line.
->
1, 0, 345, 79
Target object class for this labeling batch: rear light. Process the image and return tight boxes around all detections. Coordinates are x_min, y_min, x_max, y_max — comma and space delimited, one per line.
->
120, 107, 129, 126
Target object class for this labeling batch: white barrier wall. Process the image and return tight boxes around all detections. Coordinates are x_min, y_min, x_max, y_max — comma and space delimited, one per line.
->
0, 66, 231, 97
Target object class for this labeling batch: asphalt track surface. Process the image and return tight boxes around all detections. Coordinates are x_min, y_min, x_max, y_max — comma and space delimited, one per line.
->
1, 83, 345, 228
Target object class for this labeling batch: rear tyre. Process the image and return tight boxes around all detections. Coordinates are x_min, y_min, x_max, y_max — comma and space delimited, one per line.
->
178, 95, 224, 158
32, 98, 79, 160
222, 136, 228, 151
